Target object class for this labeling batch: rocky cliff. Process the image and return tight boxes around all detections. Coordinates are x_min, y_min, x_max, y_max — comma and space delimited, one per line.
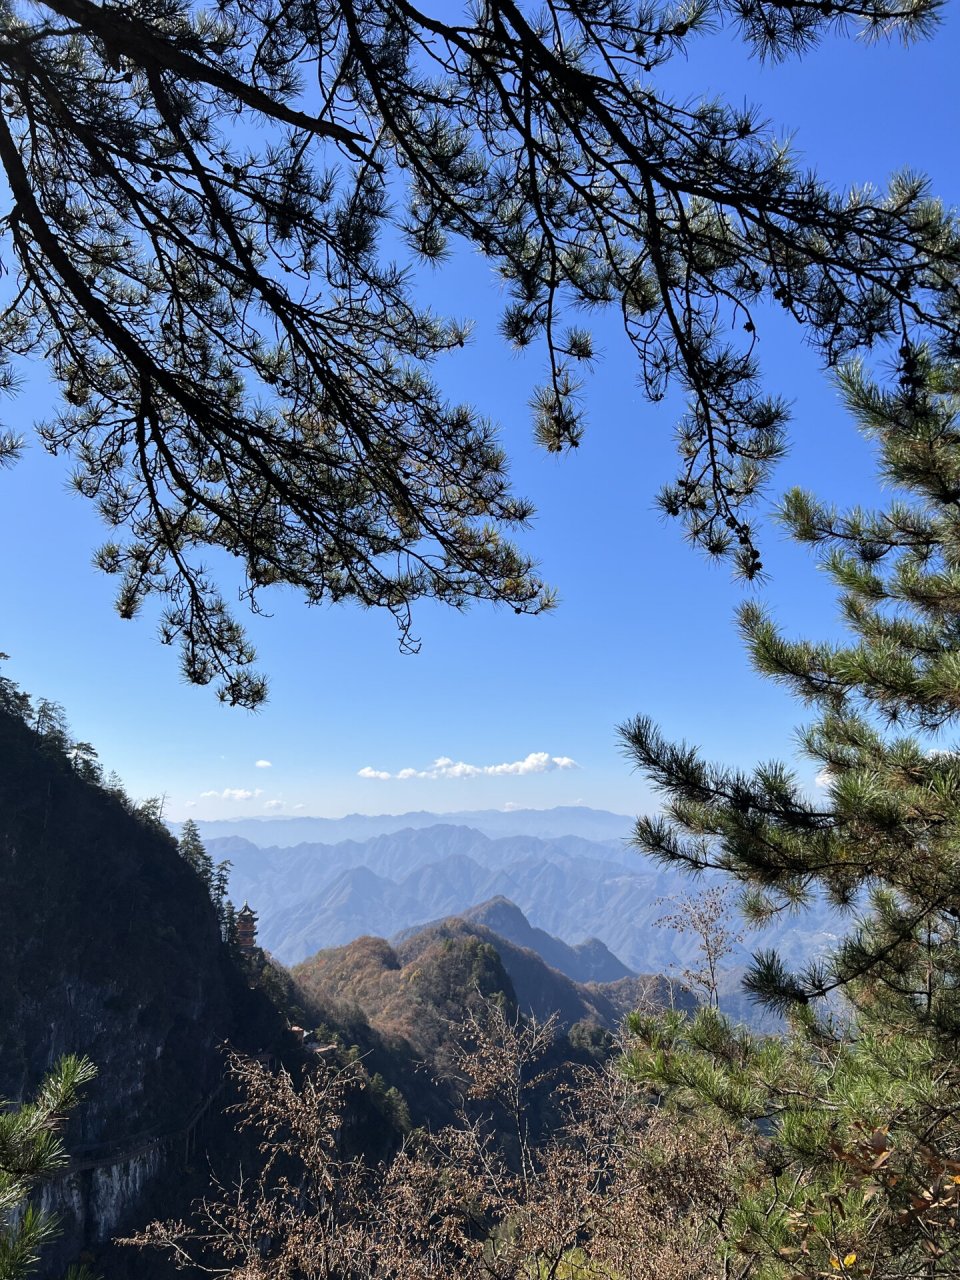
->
0, 706, 284, 1275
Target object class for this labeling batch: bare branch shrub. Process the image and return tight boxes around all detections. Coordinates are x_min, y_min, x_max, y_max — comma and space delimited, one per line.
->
127, 1007, 748, 1279
656, 886, 744, 1008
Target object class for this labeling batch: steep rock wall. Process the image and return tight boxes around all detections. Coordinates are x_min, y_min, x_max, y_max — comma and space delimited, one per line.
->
0, 707, 283, 1273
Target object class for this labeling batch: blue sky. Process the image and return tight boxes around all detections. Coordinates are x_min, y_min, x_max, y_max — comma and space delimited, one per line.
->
0, 12, 957, 821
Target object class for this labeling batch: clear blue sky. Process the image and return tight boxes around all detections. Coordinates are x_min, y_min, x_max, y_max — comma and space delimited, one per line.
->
0, 13, 957, 821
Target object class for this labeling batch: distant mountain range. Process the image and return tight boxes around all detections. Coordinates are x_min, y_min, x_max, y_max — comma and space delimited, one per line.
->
186, 804, 634, 849
214, 813, 842, 983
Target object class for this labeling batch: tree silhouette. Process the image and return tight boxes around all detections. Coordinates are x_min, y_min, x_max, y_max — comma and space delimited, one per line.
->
0, 0, 956, 702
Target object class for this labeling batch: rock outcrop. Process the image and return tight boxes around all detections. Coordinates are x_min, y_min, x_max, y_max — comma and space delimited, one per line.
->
0, 707, 283, 1275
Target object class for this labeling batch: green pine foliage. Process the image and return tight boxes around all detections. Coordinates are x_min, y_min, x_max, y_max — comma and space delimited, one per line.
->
620, 356, 960, 1276
177, 819, 234, 940
622, 1004, 960, 1277
0, 1057, 96, 1280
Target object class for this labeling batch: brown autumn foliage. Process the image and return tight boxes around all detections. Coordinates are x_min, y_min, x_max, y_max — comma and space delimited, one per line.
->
292, 934, 517, 1061
127, 998, 750, 1280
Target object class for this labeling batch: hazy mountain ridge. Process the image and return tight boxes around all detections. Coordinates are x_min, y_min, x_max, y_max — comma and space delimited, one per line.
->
394, 896, 635, 984
190, 804, 633, 848
222, 818, 842, 977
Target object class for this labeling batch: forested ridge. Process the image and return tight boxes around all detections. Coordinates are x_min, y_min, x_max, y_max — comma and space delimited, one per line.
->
0, 674, 296, 1278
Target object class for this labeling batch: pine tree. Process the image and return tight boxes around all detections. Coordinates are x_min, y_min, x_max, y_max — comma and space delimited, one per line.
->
620, 356, 960, 1276
177, 818, 214, 892
210, 860, 233, 940
0, 1056, 96, 1280
0, 657, 31, 724
31, 701, 69, 756
220, 899, 238, 948
0, 0, 956, 704
66, 743, 101, 786
177, 821, 236, 934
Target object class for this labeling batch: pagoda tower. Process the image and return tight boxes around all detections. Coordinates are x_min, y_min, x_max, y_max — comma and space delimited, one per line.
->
236, 902, 258, 952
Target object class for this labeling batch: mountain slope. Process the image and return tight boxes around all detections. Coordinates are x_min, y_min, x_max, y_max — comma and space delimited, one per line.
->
292, 930, 521, 1059
393, 918, 690, 1029
223, 823, 841, 975
397, 897, 635, 984
292, 915, 692, 1040
0, 705, 287, 1276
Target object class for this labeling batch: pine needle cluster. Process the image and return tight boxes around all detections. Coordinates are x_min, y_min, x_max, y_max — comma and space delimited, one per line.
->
0, 1057, 96, 1280
621, 357, 960, 1275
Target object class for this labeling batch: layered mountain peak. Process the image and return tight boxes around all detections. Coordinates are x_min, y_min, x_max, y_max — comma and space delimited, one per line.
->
454, 898, 635, 984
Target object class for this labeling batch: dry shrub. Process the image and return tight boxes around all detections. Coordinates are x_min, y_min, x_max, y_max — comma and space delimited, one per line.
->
126, 1007, 746, 1279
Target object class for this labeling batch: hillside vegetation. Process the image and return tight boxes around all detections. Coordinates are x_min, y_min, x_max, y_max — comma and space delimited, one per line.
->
291, 920, 691, 1057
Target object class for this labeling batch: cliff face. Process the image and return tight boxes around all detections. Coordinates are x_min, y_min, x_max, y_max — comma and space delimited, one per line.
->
0, 707, 282, 1273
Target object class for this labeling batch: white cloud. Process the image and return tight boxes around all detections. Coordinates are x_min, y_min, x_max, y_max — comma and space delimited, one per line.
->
358, 752, 580, 781
264, 799, 284, 812
199, 787, 263, 801
184, 801, 196, 809
293, 803, 305, 811
814, 769, 832, 789
255, 759, 273, 769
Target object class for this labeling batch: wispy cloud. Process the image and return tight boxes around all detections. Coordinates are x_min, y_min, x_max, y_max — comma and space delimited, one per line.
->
255, 759, 272, 769
199, 787, 264, 801
358, 752, 579, 781
264, 798, 284, 812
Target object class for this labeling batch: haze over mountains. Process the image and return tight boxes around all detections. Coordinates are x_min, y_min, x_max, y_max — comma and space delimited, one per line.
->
408, 897, 636, 985
190, 805, 634, 848
211, 808, 841, 980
